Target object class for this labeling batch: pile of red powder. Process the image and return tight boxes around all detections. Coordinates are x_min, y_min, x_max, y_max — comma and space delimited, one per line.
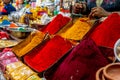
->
41, 14, 71, 34
90, 13, 120, 48
24, 35, 73, 72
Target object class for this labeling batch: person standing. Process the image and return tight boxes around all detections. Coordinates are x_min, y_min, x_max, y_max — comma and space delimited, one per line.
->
74, 0, 120, 18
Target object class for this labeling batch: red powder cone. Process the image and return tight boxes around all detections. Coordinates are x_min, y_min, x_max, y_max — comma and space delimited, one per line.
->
90, 13, 120, 48
24, 35, 73, 72
41, 14, 71, 34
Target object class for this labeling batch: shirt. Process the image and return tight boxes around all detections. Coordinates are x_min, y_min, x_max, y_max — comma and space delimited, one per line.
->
87, 0, 120, 12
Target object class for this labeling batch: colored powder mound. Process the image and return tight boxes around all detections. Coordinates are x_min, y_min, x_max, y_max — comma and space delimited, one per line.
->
18, 27, 26, 32
41, 14, 71, 34
19, 28, 26, 31
24, 35, 73, 72
12, 31, 45, 57
9, 23, 18, 28
1, 20, 10, 25
90, 13, 120, 48
44, 38, 109, 80
59, 18, 91, 40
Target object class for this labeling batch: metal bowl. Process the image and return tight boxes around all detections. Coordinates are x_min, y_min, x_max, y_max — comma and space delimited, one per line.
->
114, 39, 120, 61
9, 28, 34, 39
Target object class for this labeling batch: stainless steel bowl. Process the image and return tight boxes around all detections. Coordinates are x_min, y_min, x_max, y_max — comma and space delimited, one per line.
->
9, 27, 34, 39
114, 39, 120, 61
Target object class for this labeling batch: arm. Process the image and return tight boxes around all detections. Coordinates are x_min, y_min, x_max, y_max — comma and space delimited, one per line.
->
111, 12, 120, 15
88, 7, 120, 19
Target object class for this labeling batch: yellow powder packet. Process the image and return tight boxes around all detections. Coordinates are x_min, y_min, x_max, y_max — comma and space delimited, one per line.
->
6, 61, 25, 74
10, 66, 35, 80
27, 74, 41, 80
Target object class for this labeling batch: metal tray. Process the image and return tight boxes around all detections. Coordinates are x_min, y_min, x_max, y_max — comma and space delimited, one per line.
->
0, 40, 18, 48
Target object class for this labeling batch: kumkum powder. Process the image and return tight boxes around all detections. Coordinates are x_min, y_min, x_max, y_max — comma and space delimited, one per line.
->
90, 13, 120, 48
41, 14, 71, 34
12, 31, 45, 57
24, 35, 73, 72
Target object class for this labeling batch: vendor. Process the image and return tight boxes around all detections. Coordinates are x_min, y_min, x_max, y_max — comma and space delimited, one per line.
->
74, 0, 120, 18
0, 0, 16, 15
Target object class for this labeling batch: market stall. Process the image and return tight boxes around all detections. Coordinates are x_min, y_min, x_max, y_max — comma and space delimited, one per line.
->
0, 0, 120, 80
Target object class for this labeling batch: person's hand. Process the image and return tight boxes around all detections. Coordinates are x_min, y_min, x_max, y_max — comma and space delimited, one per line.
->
89, 7, 111, 18
73, 2, 86, 14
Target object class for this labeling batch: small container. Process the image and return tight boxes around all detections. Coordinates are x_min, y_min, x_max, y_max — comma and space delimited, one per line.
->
103, 63, 120, 80
96, 67, 104, 80
114, 39, 120, 61
9, 28, 33, 39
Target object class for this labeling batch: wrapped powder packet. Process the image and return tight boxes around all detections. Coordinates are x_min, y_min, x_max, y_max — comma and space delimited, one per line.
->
10, 66, 35, 80
27, 74, 41, 80
1, 57, 18, 66
6, 61, 25, 73
0, 57, 18, 72
0, 51, 15, 60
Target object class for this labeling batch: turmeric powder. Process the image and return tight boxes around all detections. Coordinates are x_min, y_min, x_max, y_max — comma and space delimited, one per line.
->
59, 18, 92, 41
12, 31, 45, 57
57, 20, 73, 35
